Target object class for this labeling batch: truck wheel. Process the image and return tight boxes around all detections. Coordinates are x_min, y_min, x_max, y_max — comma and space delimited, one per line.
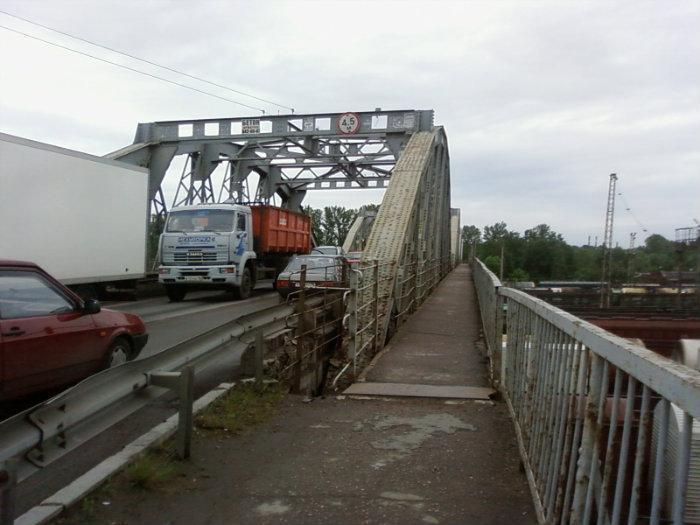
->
165, 285, 187, 302
233, 268, 253, 299
105, 337, 132, 369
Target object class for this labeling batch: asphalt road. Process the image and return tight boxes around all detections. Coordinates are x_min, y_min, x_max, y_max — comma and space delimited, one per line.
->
10, 282, 285, 517
105, 282, 281, 357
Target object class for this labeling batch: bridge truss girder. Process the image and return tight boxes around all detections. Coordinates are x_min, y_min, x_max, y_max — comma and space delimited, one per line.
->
106, 110, 434, 218
361, 127, 452, 346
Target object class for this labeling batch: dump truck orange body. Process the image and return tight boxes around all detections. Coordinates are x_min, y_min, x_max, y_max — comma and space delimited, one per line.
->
251, 205, 312, 254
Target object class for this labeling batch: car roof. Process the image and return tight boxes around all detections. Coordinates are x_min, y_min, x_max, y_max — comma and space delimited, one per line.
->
0, 259, 41, 268
297, 253, 342, 258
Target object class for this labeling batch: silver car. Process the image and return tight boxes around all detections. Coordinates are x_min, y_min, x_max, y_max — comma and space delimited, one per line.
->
311, 246, 344, 256
276, 255, 345, 297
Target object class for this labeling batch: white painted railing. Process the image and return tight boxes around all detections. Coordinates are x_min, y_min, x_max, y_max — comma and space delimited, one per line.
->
473, 259, 700, 524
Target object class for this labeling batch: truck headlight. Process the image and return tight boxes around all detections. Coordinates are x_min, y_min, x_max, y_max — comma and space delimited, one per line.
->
219, 267, 236, 274
159, 267, 171, 274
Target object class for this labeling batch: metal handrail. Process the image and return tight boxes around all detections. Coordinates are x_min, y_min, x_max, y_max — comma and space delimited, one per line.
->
500, 287, 700, 419
472, 257, 700, 524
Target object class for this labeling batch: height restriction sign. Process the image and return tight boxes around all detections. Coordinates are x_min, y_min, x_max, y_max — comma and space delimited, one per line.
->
337, 112, 361, 134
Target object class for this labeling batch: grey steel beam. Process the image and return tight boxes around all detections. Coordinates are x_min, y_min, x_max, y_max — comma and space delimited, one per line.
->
108, 109, 435, 211
131, 110, 433, 143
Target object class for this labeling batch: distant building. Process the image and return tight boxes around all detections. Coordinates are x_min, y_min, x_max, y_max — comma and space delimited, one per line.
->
450, 209, 461, 265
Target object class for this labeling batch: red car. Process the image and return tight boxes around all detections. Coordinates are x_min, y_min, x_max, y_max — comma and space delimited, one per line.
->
0, 260, 148, 401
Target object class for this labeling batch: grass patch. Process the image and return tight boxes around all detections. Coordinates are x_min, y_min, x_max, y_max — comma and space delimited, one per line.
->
121, 445, 183, 490
195, 381, 284, 434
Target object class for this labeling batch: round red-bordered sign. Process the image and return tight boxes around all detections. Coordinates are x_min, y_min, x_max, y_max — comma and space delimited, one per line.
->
337, 112, 361, 134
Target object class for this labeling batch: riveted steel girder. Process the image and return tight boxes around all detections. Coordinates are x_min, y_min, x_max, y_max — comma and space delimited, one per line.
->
108, 109, 434, 217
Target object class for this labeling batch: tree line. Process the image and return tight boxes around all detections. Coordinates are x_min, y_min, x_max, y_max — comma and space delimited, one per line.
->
463, 222, 698, 283
304, 204, 379, 247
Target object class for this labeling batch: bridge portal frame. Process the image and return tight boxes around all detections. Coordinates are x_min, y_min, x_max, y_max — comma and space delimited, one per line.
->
107, 109, 434, 218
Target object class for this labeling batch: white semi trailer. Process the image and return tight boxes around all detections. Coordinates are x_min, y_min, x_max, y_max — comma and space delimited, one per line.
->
0, 133, 149, 297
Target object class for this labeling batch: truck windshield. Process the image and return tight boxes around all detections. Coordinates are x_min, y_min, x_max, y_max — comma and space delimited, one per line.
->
166, 210, 235, 233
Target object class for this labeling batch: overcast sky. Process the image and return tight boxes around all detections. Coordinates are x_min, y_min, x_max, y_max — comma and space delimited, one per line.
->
1, 0, 698, 246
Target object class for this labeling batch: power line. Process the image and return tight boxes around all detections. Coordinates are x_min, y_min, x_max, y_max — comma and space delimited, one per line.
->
0, 24, 265, 113
616, 187, 649, 234
0, 9, 294, 113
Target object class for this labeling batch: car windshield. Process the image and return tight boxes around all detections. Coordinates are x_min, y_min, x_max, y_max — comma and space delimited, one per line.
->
166, 210, 235, 233
285, 256, 340, 272
312, 246, 339, 255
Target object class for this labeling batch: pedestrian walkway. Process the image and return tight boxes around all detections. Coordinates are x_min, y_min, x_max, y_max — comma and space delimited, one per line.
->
352, 264, 494, 394
70, 265, 534, 525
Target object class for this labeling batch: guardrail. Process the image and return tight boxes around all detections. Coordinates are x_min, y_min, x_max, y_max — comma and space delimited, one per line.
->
472, 259, 502, 384
0, 297, 338, 522
472, 259, 700, 524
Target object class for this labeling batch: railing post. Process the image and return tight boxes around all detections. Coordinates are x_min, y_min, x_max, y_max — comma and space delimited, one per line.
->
394, 265, 404, 322
416, 261, 424, 306
494, 288, 504, 386
571, 352, 603, 523
254, 330, 264, 392
372, 260, 379, 353
294, 265, 307, 392
148, 366, 194, 460
348, 269, 358, 376
0, 459, 17, 525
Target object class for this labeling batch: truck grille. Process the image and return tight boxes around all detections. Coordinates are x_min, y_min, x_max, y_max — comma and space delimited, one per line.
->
163, 249, 228, 265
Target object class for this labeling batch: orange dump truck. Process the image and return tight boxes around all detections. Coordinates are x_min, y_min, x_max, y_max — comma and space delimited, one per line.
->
158, 202, 312, 301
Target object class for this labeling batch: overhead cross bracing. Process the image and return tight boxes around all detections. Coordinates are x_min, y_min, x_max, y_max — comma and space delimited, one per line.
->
107, 109, 435, 218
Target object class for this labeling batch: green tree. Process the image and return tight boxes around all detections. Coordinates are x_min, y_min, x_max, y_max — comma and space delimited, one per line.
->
483, 255, 501, 275
304, 206, 325, 245
461, 225, 481, 246
322, 206, 356, 246
147, 214, 165, 270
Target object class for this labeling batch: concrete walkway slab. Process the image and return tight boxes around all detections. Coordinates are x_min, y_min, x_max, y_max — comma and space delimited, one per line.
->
344, 382, 495, 399
365, 265, 491, 388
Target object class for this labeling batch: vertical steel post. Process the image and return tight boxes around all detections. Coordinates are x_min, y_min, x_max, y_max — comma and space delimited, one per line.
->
255, 330, 264, 392
627, 385, 651, 525
148, 369, 195, 460
571, 353, 604, 523
0, 459, 17, 525
294, 265, 307, 392
671, 412, 693, 524
348, 269, 358, 376
178, 366, 195, 460
372, 260, 379, 353
494, 291, 504, 386
650, 399, 670, 525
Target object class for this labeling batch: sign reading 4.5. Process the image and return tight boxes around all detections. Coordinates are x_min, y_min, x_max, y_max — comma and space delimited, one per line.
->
337, 112, 361, 134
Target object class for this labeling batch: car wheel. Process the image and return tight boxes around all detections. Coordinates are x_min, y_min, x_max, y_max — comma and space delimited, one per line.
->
165, 285, 186, 302
233, 267, 252, 299
106, 337, 131, 369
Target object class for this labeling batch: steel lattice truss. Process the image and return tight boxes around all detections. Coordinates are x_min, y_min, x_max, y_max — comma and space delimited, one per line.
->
107, 109, 434, 218
358, 127, 452, 345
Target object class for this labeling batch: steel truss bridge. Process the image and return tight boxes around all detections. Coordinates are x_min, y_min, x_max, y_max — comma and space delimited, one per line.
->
110, 108, 455, 341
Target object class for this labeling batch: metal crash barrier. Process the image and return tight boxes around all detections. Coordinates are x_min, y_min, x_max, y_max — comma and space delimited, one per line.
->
472, 259, 700, 524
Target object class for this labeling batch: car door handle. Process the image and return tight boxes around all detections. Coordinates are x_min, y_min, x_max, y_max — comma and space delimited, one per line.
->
2, 327, 26, 337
